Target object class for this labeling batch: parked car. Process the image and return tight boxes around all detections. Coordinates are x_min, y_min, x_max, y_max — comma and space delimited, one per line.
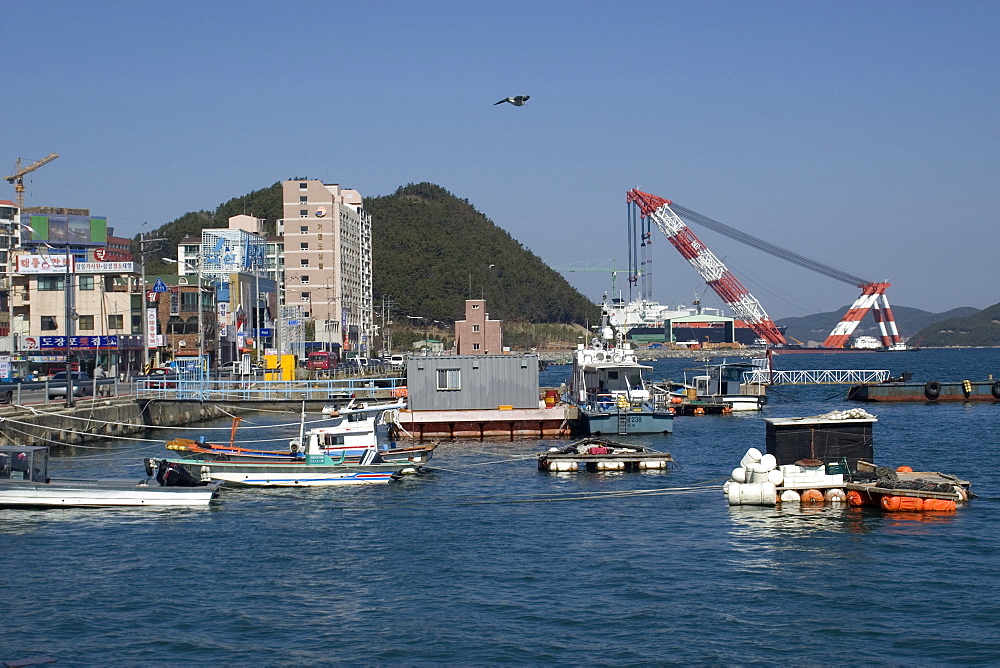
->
386, 354, 406, 369
47, 371, 94, 399
138, 367, 178, 389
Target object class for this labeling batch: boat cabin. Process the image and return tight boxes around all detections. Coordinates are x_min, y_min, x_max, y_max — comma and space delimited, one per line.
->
0, 446, 49, 483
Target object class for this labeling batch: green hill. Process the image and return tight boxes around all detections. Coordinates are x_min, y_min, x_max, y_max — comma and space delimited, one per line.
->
910, 302, 1000, 347
135, 181, 599, 325
365, 183, 598, 324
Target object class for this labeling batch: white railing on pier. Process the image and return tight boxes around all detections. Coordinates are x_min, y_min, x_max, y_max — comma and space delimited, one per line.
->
743, 369, 890, 386
136, 377, 407, 401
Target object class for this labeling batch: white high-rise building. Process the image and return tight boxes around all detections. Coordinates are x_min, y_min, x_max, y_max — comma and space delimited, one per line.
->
279, 180, 372, 355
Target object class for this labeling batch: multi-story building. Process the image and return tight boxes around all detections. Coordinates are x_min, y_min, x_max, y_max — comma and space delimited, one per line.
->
279, 180, 373, 357
454, 300, 503, 354
176, 216, 277, 365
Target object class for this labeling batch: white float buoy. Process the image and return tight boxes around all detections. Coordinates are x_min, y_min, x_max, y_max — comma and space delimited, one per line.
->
759, 453, 777, 471
767, 469, 784, 486
780, 489, 801, 503
740, 448, 764, 467
731, 467, 747, 483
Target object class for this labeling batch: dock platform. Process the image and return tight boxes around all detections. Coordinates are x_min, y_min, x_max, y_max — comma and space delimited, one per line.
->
538, 438, 673, 472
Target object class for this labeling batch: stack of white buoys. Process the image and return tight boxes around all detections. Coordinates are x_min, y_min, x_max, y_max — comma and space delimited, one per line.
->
725, 447, 780, 506
815, 408, 876, 421
548, 461, 578, 472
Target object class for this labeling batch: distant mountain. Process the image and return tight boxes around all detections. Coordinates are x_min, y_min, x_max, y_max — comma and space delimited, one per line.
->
776, 305, 981, 346
910, 302, 1000, 347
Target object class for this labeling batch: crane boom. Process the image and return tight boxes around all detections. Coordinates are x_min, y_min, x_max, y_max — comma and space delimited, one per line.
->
4, 153, 59, 209
627, 189, 786, 345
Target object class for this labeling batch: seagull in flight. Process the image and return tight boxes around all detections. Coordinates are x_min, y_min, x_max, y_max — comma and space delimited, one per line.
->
495, 95, 530, 106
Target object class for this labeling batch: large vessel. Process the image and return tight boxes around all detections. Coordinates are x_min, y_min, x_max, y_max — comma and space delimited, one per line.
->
607, 298, 786, 347
564, 304, 674, 436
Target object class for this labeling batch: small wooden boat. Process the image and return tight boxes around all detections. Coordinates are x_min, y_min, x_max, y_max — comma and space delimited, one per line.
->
0, 446, 220, 508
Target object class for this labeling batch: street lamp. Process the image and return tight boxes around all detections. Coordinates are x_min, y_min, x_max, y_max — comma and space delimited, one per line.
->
165, 257, 205, 382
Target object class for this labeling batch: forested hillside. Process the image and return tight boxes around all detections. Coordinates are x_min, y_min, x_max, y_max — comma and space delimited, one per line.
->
135, 181, 599, 325
911, 302, 1000, 347
365, 183, 598, 324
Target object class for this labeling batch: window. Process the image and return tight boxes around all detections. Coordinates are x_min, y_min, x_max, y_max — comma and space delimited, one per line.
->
79, 276, 95, 290
107, 314, 124, 330
180, 292, 198, 311
300, 209, 308, 218
472, 304, 480, 309
300, 275, 310, 284
41, 315, 57, 331
300, 242, 309, 251
437, 368, 461, 391
37, 276, 64, 291
167, 316, 184, 334
77, 315, 95, 330
301, 292, 311, 302
299, 182, 308, 189
472, 343, 480, 350
300, 259, 309, 267
472, 324, 480, 332
299, 196, 307, 203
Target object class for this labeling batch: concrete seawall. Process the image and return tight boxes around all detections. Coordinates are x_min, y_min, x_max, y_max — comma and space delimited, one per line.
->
0, 399, 234, 448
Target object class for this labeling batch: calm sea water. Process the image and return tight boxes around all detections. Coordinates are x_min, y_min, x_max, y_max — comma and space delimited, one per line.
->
3, 348, 999, 665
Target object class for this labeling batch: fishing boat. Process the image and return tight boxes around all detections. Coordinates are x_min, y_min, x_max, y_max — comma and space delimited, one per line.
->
564, 303, 674, 435
0, 446, 220, 507
156, 402, 434, 487
685, 357, 768, 411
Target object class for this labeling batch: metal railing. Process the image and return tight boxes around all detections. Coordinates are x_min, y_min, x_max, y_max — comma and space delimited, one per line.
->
743, 369, 890, 386
135, 376, 408, 401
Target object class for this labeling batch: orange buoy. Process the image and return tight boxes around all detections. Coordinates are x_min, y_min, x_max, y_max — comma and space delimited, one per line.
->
846, 490, 866, 506
721, 406, 733, 415
670, 396, 683, 404
693, 407, 705, 416
881, 495, 924, 512
896, 465, 913, 473
921, 498, 957, 512
800, 488, 824, 504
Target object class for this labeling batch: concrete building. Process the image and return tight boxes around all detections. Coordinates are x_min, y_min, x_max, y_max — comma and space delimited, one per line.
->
454, 299, 503, 355
279, 180, 373, 357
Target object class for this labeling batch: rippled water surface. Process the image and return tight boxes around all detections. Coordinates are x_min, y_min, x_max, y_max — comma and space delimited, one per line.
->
3, 349, 999, 665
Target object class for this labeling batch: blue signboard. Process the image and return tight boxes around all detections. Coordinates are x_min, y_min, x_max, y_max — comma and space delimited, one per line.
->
153, 278, 168, 292
39, 335, 119, 350
256, 328, 272, 337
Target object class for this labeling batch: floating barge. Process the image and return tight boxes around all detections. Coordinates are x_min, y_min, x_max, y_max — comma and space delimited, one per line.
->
390, 406, 570, 441
724, 410, 972, 511
847, 378, 1000, 402
538, 438, 673, 472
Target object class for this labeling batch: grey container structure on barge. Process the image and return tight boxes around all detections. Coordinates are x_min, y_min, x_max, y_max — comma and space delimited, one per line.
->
392, 354, 569, 440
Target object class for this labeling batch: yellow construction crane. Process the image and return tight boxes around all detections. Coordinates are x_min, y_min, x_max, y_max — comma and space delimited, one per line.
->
4, 153, 59, 209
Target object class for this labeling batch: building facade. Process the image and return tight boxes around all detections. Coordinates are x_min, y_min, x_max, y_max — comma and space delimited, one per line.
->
454, 299, 503, 355
279, 180, 373, 356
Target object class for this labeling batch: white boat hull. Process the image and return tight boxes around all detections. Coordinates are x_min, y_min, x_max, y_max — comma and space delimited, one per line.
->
0, 478, 220, 507
196, 468, 398, 487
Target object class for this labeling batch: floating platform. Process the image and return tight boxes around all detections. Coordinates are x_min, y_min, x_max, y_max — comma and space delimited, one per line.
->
847, 379, 1000, 403
538, 438, 673, 472
724, 411, 973, 511
389, 406, 570, 441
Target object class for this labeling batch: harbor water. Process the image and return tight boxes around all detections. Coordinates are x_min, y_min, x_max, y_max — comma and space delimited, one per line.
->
3, 348, 999, 665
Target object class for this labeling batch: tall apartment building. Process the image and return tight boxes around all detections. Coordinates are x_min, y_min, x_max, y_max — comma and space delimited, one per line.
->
279, 180, 372, 355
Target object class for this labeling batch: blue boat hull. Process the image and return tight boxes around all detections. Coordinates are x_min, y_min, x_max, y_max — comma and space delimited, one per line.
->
571, 409, 674, 436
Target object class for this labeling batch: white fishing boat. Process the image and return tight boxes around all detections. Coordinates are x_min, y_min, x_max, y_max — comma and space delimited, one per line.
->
564, 301, 674, 435
157, 401, 433, 487
0, 446, 220, 507
686, 358, 769, 411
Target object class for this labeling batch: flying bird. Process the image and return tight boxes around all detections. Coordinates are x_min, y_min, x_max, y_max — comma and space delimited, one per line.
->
495, 95, 530, 106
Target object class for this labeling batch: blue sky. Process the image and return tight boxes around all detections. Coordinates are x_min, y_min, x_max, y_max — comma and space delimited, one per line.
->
5, 1, 998, 319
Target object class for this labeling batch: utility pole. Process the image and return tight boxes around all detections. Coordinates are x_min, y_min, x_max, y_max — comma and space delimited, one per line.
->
138, 228, 167, 373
